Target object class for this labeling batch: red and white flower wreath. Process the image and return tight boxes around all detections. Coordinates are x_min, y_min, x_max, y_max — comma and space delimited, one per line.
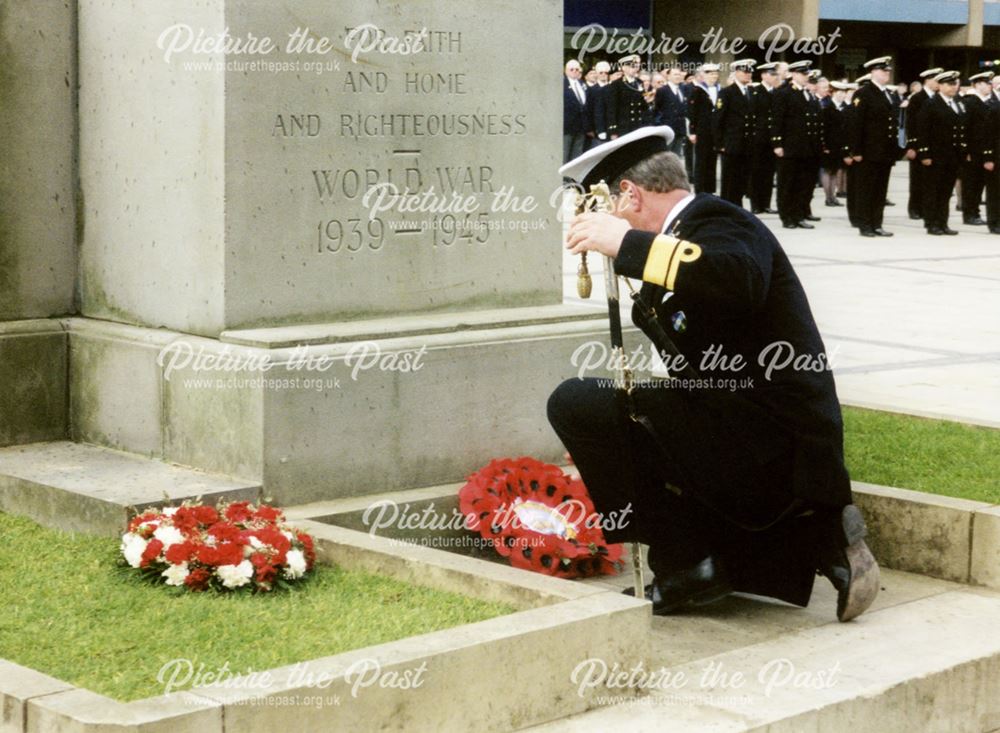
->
119, 500, 316, 592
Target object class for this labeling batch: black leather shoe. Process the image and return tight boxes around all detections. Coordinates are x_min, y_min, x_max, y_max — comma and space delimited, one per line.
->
927, 227, 945, 235
943, 227, 959, 235
873, 228, 894, 237
964, 217, 986, 226
804, 215, 821, 221
817, 505, 880, 622
989, 227, 1000, 234
796, 221, 815, 229
782, 222, 799, 229
859, 229, 877, 237
909, 213, 922, 220
836, 191, 847, 198
885, 200, 896, 206
825, 199, 843, 207
623, 556, 732, 615
763, 207, 779, 214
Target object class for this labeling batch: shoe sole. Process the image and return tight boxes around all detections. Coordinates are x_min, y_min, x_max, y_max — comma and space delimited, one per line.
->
837, 505, 880, 622
838, 540, 880, 622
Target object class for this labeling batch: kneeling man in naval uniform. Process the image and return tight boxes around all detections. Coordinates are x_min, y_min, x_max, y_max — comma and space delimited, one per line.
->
549, 127, 880, 621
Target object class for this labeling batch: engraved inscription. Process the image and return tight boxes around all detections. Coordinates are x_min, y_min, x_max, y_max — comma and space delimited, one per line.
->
272, 114, 321, 137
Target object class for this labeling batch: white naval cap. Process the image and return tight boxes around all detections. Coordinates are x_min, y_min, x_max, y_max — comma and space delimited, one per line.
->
934, 70, 960, 84
863, 56, 892, 71
559, 126, 675, 188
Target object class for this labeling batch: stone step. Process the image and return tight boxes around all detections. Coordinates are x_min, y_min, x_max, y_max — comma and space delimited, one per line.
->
524, 572, 1000, 732
0, 441, 261, 536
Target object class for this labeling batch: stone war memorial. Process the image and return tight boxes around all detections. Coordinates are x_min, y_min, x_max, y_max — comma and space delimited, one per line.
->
4, 1, 1000, 732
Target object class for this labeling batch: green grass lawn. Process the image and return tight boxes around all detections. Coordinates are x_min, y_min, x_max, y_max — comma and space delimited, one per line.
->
0, 511, 514, 702
843, 406, 1000, 503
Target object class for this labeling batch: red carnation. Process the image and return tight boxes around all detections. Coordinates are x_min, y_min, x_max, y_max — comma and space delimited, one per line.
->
140, 539, 164, 567
191, 505, 220, 525
207, 522, 241, 542
254, 527, 291, 555
224, 501, 254, 523
254, 504, 282, 522
184, 568, 212, 591
195, 544, 220, 566
254, 562, 277, 587
215, 542, 245, 566
127, 511, 160, 534
165, 541, 196, 565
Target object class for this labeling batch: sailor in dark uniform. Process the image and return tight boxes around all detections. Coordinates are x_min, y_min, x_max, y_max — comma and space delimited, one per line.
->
903, 68, 941, 220
714, 58, 757, 207
689, 63, 721, 194
915, 71, 966, 235
961, 71, 993, 225
770, 60, 822, 228
983, 75, 1000, 234
585, 60, 612, 149
843, 77, 868, 227
848, 56, 899, 237
553, 126, 880, 621
821, 81, 850, 206
804, 69, 825, 221
607, 54, 653, 139
749, 62, 780, 214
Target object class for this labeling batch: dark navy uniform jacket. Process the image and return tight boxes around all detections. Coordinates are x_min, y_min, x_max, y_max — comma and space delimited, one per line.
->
770, 84, 822, 158
613, 194, 852, 512
905, 88, 931, 151
688, 84, 718, 144
713, 82, 756, 155
915, 95, 967, 166
848, 83, 899, 162
607, 77, 652, 136
750, 83, 775, 148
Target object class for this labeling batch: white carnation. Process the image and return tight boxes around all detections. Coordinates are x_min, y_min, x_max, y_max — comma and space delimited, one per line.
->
152, 524, 185, 550
121, 533, 148, 568
248, 536, 264, 550
284, 549, 307, 579
162, 562, 190, 586
216, 560, 254, 589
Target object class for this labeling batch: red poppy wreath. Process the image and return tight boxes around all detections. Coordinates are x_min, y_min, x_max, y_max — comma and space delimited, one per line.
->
458, 457, 624, 578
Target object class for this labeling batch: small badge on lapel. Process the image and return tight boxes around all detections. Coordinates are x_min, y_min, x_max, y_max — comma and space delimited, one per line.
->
671, 310, 687, 333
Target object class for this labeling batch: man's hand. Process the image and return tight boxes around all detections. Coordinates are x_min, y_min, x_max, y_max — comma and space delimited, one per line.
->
852, 155, 862, 162
843, 156, 853, 166
905, 149, 917, 160
986, 161, 995, 172
566, 212, 630, 258
774, 147, 784, 157
688, 134, 697, 144
921, 158, 932, 166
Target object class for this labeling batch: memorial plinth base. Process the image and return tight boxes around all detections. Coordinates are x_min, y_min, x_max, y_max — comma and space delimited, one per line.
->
0, 307, 633, 506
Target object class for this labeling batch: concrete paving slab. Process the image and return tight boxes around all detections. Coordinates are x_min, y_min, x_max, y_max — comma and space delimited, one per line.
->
0, 441, 261, 535
526, 586, 1000, 732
